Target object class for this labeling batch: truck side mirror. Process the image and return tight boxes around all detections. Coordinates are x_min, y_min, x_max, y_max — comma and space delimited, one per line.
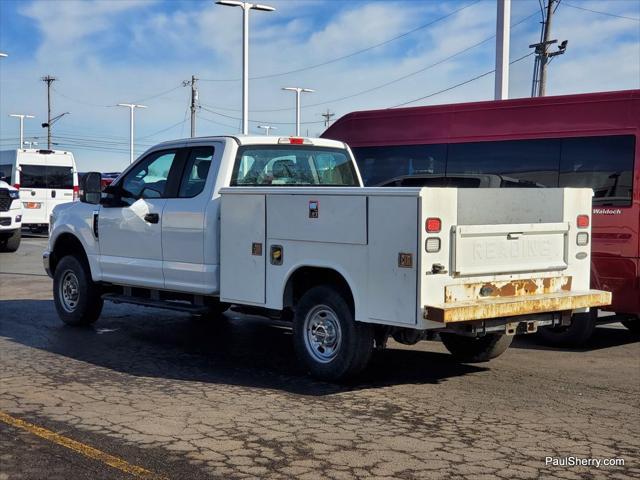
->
80, 172, 102, 204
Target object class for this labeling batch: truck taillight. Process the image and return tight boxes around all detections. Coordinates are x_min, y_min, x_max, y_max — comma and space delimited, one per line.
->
577, 215, 589, 228
425, 217, 441, 233
278, 137, 311, 145
73, 185, 79, 201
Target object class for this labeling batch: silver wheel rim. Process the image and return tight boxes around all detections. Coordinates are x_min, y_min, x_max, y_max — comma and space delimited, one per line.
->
303, 305, 342, 363
59, 270, 80, 313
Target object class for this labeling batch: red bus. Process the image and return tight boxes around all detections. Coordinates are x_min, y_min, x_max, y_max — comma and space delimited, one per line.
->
322, 89, 640, 345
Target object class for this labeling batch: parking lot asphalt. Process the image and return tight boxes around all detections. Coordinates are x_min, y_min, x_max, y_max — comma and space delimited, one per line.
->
1, 238, 639, 479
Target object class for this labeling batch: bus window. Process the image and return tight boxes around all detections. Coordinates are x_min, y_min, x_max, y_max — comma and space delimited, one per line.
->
447, 139, 561, 187
559, 135, 635, 206
351, 144, 446, 186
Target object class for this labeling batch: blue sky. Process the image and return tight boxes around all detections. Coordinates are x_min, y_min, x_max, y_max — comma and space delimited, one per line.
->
1, 0, 639, 171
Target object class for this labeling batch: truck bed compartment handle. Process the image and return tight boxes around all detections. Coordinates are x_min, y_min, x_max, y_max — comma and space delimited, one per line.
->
507, 232, 522, 240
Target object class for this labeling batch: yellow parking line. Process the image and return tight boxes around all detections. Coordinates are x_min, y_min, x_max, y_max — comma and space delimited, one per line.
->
0, 411, 168, 480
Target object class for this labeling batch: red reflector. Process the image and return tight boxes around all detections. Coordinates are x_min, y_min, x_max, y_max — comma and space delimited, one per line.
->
289, 137, 304, 144
577, 215, 589, 228
13, 184, 20, 190
426, 217, 441, 233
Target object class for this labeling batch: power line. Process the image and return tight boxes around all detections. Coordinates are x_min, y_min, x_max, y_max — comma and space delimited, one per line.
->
563, 2, 640, 22
200, 9, 539, 114
200, 0, 482, 82
198, 105, 324, 125
391, 52, 534, 108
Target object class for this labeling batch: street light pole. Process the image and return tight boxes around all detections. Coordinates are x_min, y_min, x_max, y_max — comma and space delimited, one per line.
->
9, 114, 35, 148
117, 103, 147, 164
282, 87, 314, 136
216, 1, 275, 135
258, 125, 276, 136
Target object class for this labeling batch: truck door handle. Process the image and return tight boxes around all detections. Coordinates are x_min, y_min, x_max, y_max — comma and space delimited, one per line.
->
507, 232, 522, 240
144, 213, 159, 224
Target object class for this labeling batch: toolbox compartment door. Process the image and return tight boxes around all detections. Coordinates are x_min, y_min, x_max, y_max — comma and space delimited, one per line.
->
452, 222, 569, 276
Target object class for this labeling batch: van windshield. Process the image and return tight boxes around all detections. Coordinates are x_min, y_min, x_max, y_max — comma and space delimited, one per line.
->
231, 146, 358, 186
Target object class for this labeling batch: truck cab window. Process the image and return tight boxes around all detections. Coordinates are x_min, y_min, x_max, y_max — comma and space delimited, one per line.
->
178, 147, 214, 198
231, 146, 358, 186
121, 150, 177, 200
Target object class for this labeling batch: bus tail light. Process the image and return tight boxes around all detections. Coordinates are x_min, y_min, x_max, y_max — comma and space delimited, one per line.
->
577, 215, 589, 228
425, 217, 441, 233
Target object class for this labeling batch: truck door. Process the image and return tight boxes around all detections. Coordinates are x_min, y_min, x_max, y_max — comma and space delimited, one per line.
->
99, 149, 182, 289
162, 145, 221, 293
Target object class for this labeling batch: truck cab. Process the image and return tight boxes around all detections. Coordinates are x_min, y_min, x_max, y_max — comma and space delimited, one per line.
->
44, 136, 611, 380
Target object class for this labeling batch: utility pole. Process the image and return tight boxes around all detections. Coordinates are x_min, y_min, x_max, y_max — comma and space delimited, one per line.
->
530, 0, 567, 97
41, 75, 57, 149
494, 0, 510, 100
321, 109, 335, 128
190, 75, 198, 137
9, 114, 35, 148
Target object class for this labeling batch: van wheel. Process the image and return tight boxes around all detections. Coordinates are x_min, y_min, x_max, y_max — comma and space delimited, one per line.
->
537, 310, 596, 347
53, 255, 103, 326
293, 285, 373, 381
0, 229, 21, 252
440, 333, 513, 362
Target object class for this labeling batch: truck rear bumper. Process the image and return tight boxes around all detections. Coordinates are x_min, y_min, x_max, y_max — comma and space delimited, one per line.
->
425, 290, 612, 324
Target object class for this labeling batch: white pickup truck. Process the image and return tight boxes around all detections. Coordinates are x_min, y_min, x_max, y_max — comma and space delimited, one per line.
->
44, 136, 610, 380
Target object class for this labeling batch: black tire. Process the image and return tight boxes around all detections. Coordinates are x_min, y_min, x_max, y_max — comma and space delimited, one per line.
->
293, 285, 373, 381
0, 229, 20, 252
440, 332, 513, 363
53, 255, 103, 326
621, 317, 640, 333
537, 310, 596, 347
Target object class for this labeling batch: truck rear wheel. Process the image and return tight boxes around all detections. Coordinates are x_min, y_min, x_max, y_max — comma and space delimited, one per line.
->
537, 310, 596, 347
293, 285, 373, 381
0, 229, 20, 252
53, 255, 103, 326
440, 332, 513, 363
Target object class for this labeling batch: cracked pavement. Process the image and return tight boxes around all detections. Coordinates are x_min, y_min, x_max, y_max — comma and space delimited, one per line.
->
1, 239, 639, 479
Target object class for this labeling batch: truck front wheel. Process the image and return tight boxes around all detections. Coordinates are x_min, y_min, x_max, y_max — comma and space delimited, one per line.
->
293, 285, 373, 381
440, 332, 513, 363
0, 229, 21, 252
53, 255, 103, 326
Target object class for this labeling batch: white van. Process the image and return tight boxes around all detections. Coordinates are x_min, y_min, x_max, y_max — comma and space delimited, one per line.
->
0, 149, 78, 229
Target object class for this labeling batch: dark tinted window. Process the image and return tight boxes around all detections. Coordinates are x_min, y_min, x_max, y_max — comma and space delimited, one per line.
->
47, 166, 74, 189
352, 144, 446, 186
447, 139, 561, 187
179, 147, 214, 198
559, 135, 635, 206
0, 164, 12, 182
20, 165, 47, 188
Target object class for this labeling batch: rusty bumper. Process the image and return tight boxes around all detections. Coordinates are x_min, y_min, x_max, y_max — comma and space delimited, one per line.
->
424, 289, 612, 324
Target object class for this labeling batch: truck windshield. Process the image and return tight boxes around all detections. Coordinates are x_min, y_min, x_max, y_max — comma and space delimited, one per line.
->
231, 146, 359, 186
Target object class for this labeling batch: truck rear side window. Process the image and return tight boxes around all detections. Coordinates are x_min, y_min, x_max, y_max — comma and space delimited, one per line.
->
231, 146, 358, 186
